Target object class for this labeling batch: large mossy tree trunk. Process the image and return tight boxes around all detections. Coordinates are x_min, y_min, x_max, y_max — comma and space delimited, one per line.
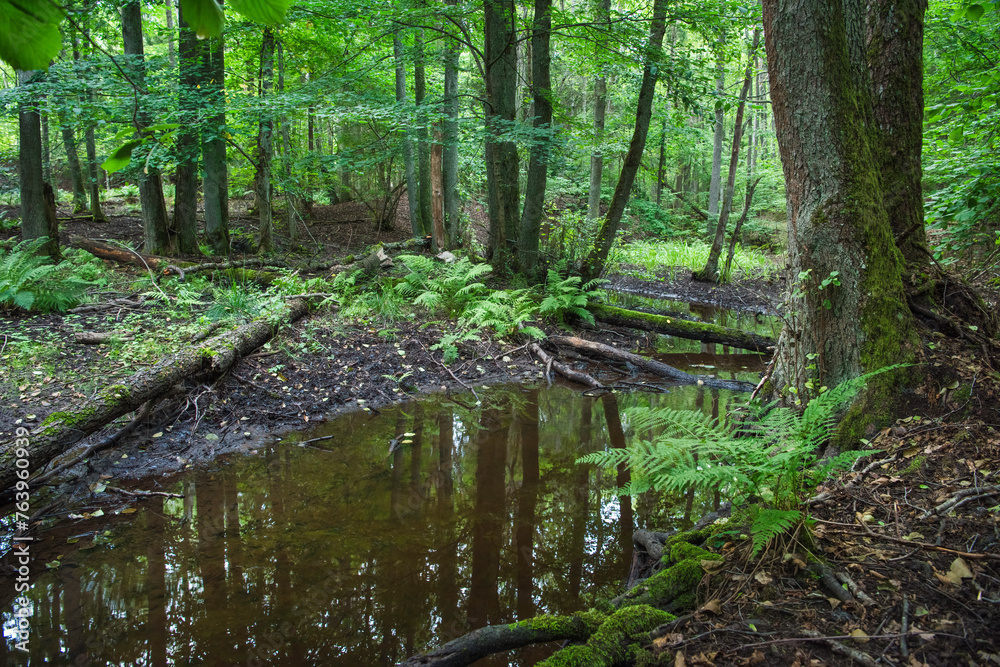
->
122, 0, 172, 255
483, 0, 519, 268
581, 0, 667, 281
517, 0, 553, 279
867, 0, 931, 272
763, 0, 919, 437
0, 299, 311, 495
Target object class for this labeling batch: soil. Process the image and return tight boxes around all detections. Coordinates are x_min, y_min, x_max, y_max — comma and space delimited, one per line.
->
3, 197, 999, 666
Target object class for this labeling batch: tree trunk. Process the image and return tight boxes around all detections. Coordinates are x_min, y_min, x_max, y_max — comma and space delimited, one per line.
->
60, 124, 88, 213
0, 299, 311, 496
431, 134, 445, 249
173, 4, 202, 254
586, 0, 611, 222
484, 0, 519, 266
707, 37, 726, 236
41, 108, 51, 184
582, 0, 668, 280
655, 117, 666, 206
277, 40, 297, 244
694, 29, 758, 284
256, 27, 275, 252
77, 17, 107, 223
18, 70, 59, 257
867, 0, 931, 270
203, 33, 230, 255
415, 29, 433, 237
442, 1, 461, 246
588, 303, 775, 352
722, 176, 763, 281
122, 0, 172, 254
165, 0, 176, 68
394, 33, 421, 238
762, 0, 918, 432
517, 0, 553, 279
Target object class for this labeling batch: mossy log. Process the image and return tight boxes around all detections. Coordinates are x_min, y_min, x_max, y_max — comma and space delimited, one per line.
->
537, 605, 674, 667
0, 299, 311, 495
549, 336, 756, 392
612, 530, 723, 613
588, 303, 776, 353
399, 612, 605, 667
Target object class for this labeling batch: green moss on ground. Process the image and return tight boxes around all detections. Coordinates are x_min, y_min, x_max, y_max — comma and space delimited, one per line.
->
537, 605, 673, 667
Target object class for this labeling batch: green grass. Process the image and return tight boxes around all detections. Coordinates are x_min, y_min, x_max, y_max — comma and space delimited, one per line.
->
607, 239, 782, 281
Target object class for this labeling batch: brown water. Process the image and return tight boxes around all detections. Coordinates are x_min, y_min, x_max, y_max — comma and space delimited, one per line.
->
2, 359, 761, 666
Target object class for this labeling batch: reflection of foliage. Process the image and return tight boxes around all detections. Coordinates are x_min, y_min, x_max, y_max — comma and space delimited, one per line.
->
579, 367, 903, 557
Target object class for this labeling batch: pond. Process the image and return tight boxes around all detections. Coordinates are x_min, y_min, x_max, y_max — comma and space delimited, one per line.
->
2, 354, 763, 666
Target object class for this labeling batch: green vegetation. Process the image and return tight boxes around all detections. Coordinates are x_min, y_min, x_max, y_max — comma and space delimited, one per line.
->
0, 238, 96, 312
607, 239, 780, 281
579, 366, 905, 557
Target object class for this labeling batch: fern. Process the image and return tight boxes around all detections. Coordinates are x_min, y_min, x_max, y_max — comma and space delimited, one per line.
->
578, 365, 907, 558
539, 268, 607, 326
0, 237, 94, 312
396, 254, 492, 318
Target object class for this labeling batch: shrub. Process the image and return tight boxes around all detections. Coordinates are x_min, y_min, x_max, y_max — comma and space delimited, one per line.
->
0, 238, 95, 312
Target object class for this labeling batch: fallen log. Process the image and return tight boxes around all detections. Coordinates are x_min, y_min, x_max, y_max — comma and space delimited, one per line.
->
73, 331, 134, 345
588, 303, 775, 353
69, 235, 172, 271
399, 612, 603, 667
0, 299, 311, 495
527, 341, 603, 389
549, 336, 756, 392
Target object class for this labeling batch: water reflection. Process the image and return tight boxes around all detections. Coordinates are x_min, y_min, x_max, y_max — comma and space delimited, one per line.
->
2, 383, 755, 666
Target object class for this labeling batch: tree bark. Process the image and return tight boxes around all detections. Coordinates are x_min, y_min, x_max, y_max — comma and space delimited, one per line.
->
173, 4, 202, 254
582, 0, 667, 280
550, 336, 756, 391
41, 108, 51, 185
867, 0, 931, 271
442, 0, 461, 246
203, 32, 230, 255
722, 176, 763, 281
484, 0, 519, 267
165, 0, 176, 68
707, 36, 726, 236
394, 33, 421, 238
586, 0, 611, 222
256, 27, 276, 252
517, 0, 553, 279
0, 299, 312, 495
122, 0, 172, 254
277, 39, 297, 244
415, 29, 433, 237
694, 29, 759, 284
77, 15, 107, 223
762, 0, 918, 423
588, 303, 775, 352
18, 70, 59, 257
60, 123, 88, 213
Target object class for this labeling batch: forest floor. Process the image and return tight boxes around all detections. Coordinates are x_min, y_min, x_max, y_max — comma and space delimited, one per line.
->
2, 198, 998, 665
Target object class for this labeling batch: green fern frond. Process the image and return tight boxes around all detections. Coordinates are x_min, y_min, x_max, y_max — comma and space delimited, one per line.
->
750, 509, 802, 557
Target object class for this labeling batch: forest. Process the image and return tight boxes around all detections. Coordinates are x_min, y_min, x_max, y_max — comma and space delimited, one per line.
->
0, 0, 999, 664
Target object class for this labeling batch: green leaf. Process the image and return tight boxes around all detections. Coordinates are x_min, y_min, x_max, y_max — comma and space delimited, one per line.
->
180, 0, 224, 38
144, 122, 181, 133
230, 0, 291, 25
948, 127, 964, 144
0, 0, 63, 71
101, 139, 143, 174
966, 3, 985, 20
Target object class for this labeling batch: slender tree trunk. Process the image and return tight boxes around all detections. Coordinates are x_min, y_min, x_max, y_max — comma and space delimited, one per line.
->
484, 0, 519, 266
277, 40, 297, 244
867, 0, 931, 270
256, 27, 275, 252
586, 0, 611, 222
203, 33, 230, 254
655, 117, 666, 206
582, 0, 668, 280
60, 124, 88, 212
174, 4, 202, 254
165, 0, 176, 68
77, 17, 106, 223
442, 0, 461, 247
415, 30, 433, 237
394, 33, 421, 238
122, 0, 172, 254
762, 0, 918, 426
18, 70, 59, 256
517, 0, 553, 279
694, 29, 759, 283
707, 38, 726, 236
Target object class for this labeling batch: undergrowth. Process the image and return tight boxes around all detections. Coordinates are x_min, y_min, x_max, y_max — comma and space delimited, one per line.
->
607, 239, 779, 282
0, 238, 97, 312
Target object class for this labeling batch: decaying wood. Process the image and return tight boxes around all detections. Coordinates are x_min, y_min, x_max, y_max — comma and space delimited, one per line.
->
588, 303, 776, 353
73, 331, 134, 345
69, 235, 172, 271
549, 335, 756, 392
399, 614, 598, 667
527, 341, 603, 389
0, 299, 311, 495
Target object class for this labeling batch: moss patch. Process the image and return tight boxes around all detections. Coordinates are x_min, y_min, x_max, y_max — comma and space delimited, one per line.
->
538, 605, 674, 667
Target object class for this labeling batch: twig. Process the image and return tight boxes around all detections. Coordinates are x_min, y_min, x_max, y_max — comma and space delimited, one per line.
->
420, 342, 480, 402
855, 521, 1000, 560
835, 572, 877, 606
928, 484, 1000, 517
106, 486, 182, 499
799, 629, 877, 667
113, 241, 170, 302
900, 598, 910, 659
